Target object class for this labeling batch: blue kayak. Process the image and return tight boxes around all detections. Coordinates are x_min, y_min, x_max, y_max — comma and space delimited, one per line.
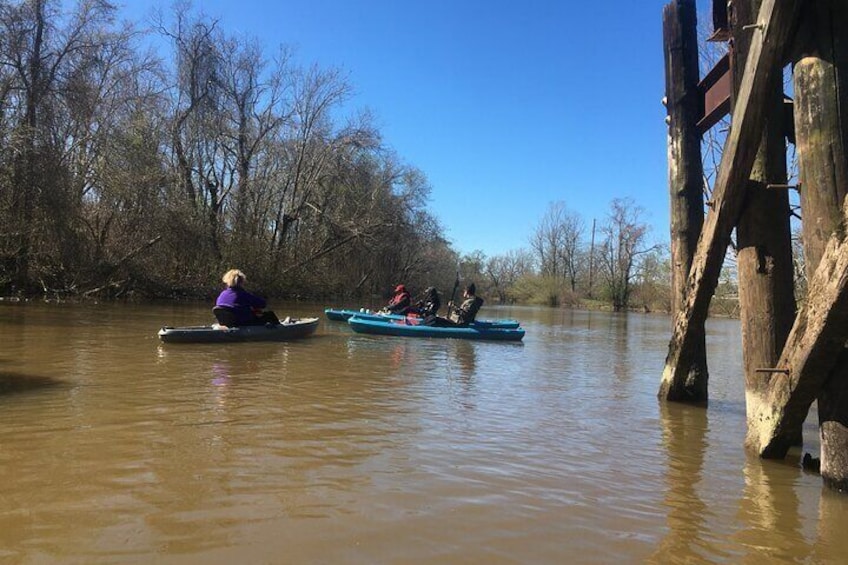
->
347, 315, 525, 341
325, 308, 372, 321
324, 308, 521, 329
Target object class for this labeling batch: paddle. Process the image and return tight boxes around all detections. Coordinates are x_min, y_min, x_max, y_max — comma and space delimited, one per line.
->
447, 269, 460, 318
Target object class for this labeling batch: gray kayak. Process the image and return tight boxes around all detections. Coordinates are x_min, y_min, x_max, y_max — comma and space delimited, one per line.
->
158, 317, 319, 343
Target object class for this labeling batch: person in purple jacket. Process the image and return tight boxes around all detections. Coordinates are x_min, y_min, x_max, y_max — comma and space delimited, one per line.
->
214, 269, 279, 326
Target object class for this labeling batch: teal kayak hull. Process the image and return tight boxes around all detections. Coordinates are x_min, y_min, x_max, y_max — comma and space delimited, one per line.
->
325, 308, 369, 321
347, 315, 524, 341
324, 308, 520, 329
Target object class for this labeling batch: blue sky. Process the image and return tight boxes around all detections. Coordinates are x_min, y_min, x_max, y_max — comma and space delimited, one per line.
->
123, 0, 677, 257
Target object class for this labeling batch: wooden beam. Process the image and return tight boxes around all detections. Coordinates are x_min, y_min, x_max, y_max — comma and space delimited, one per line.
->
731, 0, 797, 451
658, 0, 801, 401
749, 0, 848, 465
747, 203, 848, 457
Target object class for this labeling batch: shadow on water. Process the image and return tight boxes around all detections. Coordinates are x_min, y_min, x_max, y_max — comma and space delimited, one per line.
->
0, 371, 64, 396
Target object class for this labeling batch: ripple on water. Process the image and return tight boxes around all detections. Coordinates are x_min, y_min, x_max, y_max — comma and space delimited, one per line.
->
0, 304, 844, 563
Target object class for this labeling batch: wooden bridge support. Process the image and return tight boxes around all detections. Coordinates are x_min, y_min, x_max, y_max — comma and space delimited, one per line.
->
663, 0, 708, 402
747, 195, 848, 460
658, 0, 801, 401
660, 0, 848, 491
792, 0, 848, 489
730, 0, 798, 446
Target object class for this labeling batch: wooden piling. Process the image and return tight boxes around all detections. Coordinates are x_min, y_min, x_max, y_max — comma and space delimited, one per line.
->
747, 200, 848, 459
729, 0, 798, 449
792, 0, 848, 488
658, 0, 848, 492
745, 0, 848, 457
662, 0, 708, 402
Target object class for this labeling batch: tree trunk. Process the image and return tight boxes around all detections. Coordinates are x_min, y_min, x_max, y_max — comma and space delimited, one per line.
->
731, 0, 798, 450
13, 0, 47, 291
588, 219, 596, 298
662, 0, 708, 402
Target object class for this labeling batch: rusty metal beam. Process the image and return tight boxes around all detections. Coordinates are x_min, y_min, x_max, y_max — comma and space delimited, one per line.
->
697, 52, 732, 133
708, 0, 731, 41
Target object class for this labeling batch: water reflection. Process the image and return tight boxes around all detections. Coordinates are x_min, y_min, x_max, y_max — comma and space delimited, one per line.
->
734, 457, 809, 561
652, 402, 710, 562
452, 340, 477, 378
122, 340, 404, 552
611, 315, 631, 383
814, 488, 848, 559
447, 340, 477, 411
386, 339, 412, 370
205, 347, 285, 415
3, 302, 848, 563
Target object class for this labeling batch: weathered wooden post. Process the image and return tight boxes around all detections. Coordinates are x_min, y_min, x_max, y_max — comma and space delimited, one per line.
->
660, 0, 708, 402
658, 0, 800, 401
729, 0, 798, 449
792, 0, 848, 489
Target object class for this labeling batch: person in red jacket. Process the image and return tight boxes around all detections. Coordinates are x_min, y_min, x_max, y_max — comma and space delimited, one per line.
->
384, 284, 411, 314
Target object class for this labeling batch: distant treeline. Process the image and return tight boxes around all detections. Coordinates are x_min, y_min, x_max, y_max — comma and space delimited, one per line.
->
0, 1, 687, 312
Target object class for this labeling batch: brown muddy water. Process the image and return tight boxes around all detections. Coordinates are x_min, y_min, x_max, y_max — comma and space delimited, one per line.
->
0, 301, 845, 564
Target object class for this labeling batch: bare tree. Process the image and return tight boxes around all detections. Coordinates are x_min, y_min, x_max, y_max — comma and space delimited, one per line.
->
529, 201, 585, 291
0, 1, 462, 298
485, 248, 534, 303
0, 0, 147, 291
216, 39, 293, 244
159, 9, 228, 263
598, 198, 658, 311
631, 246, 671, 313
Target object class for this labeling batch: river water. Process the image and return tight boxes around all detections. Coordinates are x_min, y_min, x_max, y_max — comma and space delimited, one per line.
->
0, 301, 845, 564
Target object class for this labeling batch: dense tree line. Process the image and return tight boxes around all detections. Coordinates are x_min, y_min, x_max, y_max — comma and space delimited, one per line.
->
0, 0, 461, 301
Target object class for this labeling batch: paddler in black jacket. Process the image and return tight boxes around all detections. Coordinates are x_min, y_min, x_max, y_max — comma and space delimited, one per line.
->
412, 286, 441, 317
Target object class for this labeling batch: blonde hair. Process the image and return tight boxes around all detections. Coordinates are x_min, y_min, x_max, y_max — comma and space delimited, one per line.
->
222, 269, 246, 288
